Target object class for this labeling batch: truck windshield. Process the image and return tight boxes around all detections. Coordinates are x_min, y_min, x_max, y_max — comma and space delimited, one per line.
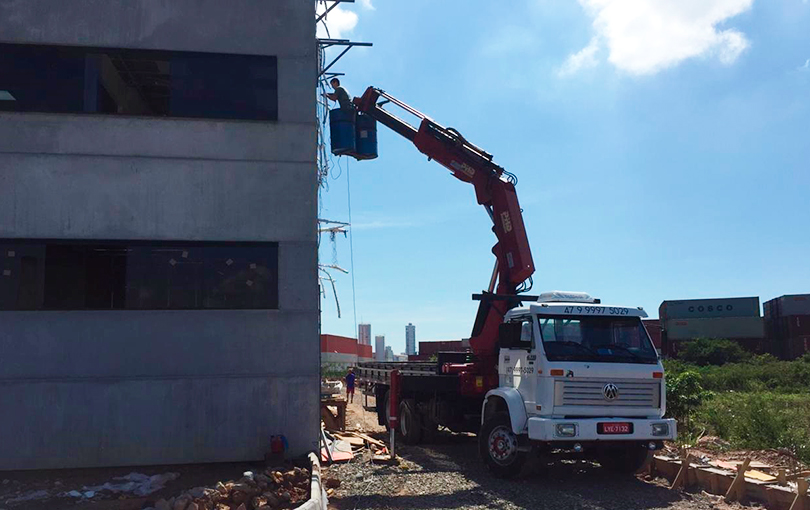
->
538, 316, 658, 364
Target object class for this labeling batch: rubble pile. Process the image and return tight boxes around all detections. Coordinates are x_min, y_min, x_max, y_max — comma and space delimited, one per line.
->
148, 467, 310, 510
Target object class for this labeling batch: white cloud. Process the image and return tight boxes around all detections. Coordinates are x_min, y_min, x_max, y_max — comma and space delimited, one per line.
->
358, 0, 375, 10
316, 3, 358, 39
557, 36, 600, 76
563, 0, 754, 76
800, 59, 810, 70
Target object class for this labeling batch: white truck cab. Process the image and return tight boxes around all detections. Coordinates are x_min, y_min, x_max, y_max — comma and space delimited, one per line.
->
479, 291, 677, 477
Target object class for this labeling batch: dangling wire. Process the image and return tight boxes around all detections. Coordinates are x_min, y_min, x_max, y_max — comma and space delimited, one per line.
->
347, 158, 358, 337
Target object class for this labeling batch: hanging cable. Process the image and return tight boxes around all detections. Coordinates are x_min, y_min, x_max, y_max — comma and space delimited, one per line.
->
347, 158, 358, 338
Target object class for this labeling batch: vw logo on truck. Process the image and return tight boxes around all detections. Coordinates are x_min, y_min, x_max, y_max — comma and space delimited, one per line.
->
603, 383, 620, 401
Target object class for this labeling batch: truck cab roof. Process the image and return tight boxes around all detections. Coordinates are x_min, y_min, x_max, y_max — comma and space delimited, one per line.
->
505, 292, 649, 320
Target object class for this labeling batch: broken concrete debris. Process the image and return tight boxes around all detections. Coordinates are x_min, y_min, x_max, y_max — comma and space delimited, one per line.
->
146, 466, 310, 510
82, 471, 180, 497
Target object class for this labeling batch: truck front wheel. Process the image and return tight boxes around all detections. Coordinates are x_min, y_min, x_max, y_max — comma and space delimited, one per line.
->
598, 446, 651, 474
479, 413, 526, 478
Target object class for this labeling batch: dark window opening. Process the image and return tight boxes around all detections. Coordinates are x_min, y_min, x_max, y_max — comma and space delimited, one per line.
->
0, 43, 278, 121
0, 240, 279, 310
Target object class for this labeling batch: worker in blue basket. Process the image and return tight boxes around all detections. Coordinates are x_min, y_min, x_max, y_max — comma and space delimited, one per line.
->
345, 367, 356, 403
326, 78, 354, 112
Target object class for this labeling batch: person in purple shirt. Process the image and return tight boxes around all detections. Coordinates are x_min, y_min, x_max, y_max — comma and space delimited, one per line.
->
345, 368, 356, 403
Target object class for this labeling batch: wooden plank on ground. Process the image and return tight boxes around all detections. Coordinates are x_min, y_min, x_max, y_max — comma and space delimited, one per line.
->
671, 451, 693, 490
746, 470, 777, 482
725, 458, 751, 502
788, 478, 809, 510
335, 434, 365, 447
353, 432, 386, 447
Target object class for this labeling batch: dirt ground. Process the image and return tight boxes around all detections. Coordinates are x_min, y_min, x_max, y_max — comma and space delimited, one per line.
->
344, 391, 386, 435
0, 461, 273, 510
325, 397, 770, 510
0, 394, 784, 510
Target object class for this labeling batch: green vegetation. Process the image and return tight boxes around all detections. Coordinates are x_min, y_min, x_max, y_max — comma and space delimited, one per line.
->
664, 341, 810, 462
321, 363, 349, 380
678, 337, 751, 366
695, 392, 810, 461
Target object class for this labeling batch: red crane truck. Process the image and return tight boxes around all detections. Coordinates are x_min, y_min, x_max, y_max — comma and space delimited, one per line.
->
350, 87, 676, 478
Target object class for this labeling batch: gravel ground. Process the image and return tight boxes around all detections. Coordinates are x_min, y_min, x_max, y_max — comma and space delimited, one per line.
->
326, 400, 764, 510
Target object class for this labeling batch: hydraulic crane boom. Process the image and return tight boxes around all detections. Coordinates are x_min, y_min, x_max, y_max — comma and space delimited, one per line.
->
353, 87, 535, 367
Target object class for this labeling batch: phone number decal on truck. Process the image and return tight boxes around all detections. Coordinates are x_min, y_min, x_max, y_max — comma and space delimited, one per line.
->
562, 306, 630, 315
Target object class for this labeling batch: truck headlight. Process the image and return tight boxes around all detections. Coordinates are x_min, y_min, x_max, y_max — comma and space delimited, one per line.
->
651, 423, 669, 437
555, 423, 577, 437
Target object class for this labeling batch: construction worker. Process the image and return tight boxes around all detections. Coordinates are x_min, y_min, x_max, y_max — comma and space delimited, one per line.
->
326, 78, 354, 112
345, 367, 356, 403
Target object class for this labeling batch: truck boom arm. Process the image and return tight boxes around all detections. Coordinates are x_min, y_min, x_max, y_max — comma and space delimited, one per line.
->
353, 87, 535, 361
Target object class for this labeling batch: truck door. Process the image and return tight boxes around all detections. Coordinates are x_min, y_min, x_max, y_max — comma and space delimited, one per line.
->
499, 318, 537, 416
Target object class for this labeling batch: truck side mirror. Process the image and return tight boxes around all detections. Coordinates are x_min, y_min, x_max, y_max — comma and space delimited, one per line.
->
499, 322, 530, 349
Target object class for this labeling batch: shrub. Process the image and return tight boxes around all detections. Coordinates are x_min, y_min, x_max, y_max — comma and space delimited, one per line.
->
679, 337, 751, 366
665, 370, 711, 434
695, 392, 810, 463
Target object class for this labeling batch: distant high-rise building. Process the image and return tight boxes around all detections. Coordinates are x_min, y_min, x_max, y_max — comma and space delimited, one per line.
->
385, 346, 394, 361
358, 323, 371, 346
375, 335, 386, 361
405, 323, 416, 355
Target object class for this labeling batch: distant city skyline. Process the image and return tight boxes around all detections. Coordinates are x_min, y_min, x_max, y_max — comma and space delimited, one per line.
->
405, 323, 416, 355
374, 335, 385, 361
358, 323, 371, 346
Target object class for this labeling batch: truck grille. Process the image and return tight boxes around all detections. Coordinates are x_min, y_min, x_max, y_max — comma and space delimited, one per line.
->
554, 379, 661, 408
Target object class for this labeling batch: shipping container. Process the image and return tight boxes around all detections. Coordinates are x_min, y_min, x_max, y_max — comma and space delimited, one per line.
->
418, 340, 466, 356
664, 316, 764, 341
357, 343, 373, 359
642, 319, 662, 349
786, 337, 810, 359
763, 294, 810, 318
771, 315, 810, 339
321, 334, 360, 356
659, 297, 760, 320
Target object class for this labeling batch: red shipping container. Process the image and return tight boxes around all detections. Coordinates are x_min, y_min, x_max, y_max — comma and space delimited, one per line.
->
357, 343, 372, 359
320, 334, 359, 356
642, 319, 662, 349
781, 315, 810, 337
787, 337, 810, 359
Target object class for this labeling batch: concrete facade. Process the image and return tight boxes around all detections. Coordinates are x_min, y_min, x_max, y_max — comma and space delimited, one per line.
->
0, 0, 318, 469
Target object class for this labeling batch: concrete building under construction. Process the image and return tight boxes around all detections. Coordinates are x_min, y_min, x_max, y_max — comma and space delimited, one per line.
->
0, 0, 318, 469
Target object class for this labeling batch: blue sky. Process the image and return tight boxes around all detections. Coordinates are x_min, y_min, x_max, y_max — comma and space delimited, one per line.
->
316, 0, 810, 355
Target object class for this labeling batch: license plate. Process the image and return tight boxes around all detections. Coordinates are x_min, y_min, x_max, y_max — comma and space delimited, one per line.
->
598, 422, 632, 434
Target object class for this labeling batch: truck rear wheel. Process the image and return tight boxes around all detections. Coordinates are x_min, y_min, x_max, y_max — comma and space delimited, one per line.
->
598, 446, 651, 474
382, 390, 391, 431
479, 413, 526, 478
399, 399, 422, 445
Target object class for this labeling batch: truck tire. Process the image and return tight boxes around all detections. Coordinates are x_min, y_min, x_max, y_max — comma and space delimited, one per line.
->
479, 413, 526, 478
598, 446, 651, 474
382, 390, 391, 431
399, 399, 422, 445
375, 387, 388, 427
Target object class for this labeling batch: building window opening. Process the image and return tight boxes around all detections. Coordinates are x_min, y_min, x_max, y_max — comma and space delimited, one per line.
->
0, 43, 278, 121
0, 240, 278, 310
